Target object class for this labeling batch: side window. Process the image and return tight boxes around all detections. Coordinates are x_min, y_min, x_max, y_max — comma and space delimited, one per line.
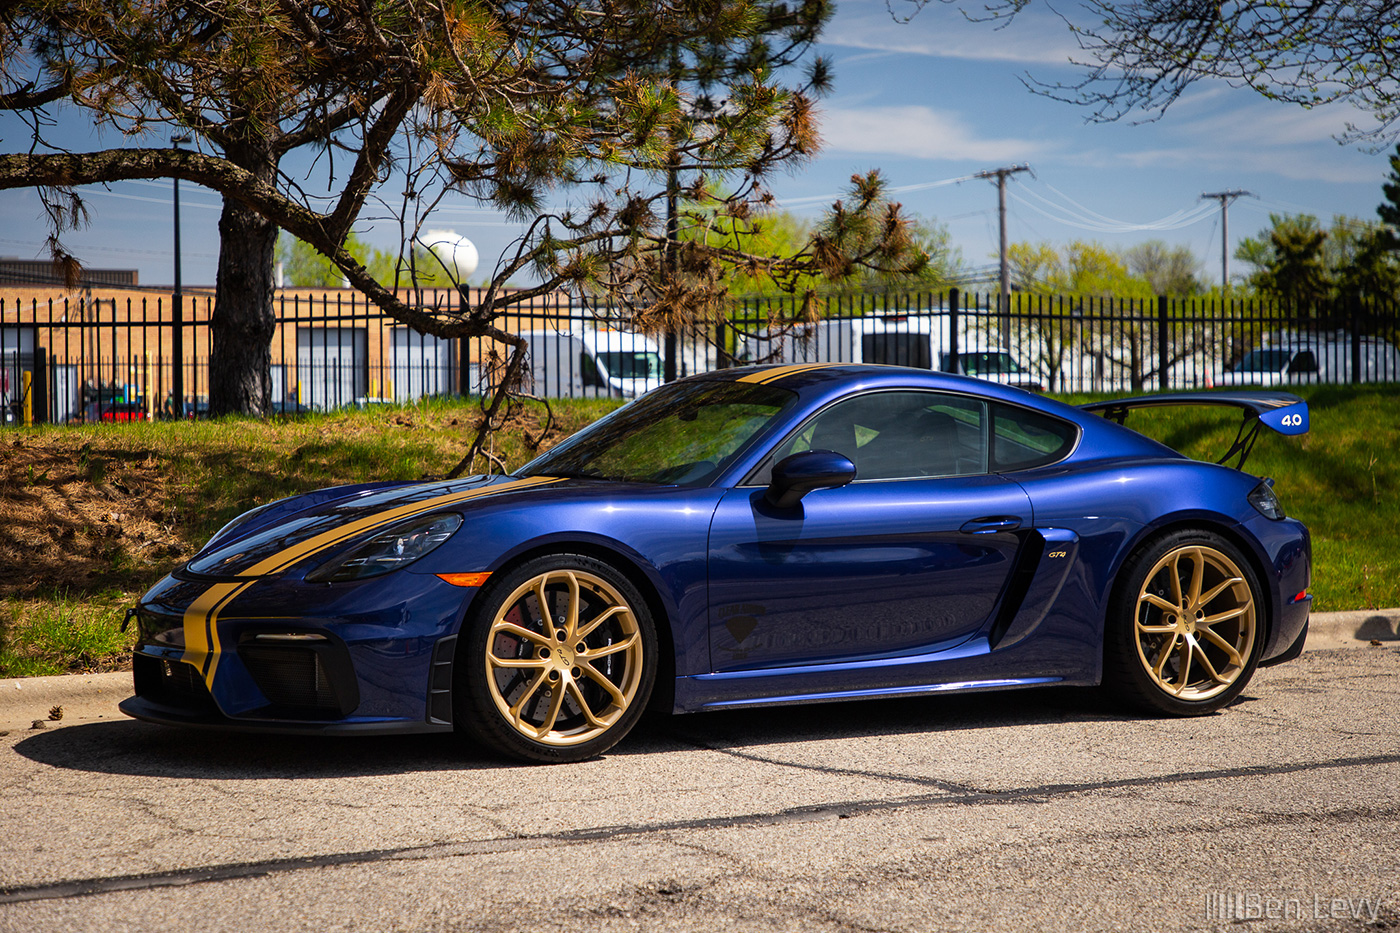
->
752, 391, 989, 484
579, 352, 607, 388
991, 403, 1077, 472
1288, 350, 1319, 375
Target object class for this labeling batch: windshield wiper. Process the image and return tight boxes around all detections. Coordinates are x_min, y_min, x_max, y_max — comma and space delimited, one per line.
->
535, 469, 609, 481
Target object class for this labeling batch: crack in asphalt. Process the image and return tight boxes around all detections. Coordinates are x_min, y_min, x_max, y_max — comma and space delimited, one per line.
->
2, 751, 1398, 906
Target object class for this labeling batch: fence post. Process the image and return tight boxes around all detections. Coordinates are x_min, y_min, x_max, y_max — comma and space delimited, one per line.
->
21, 371, 32, 426
947, 288, 960, 374
1350, 295, 1362, 384
714, 320, 729, 369
33, 347, 47, 424
1157, 295, 1170, 391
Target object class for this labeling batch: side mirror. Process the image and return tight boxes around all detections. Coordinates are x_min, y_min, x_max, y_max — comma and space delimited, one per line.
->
764, 450, 856, 510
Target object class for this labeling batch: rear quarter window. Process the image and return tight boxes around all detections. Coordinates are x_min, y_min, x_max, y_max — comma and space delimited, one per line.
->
991, 404, 1078, 472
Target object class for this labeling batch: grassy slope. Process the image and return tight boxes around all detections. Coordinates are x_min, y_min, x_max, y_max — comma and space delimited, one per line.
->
0, 397, 619, 675
0, 385, 1393, 676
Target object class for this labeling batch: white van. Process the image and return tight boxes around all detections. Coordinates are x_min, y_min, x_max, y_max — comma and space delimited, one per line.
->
523, 325, 665, 398
1213, 332, 1400, 387
734, 314, 1043, 391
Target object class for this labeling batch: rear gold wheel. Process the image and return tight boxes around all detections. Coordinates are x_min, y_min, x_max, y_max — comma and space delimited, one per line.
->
1106, 531, 1264, 715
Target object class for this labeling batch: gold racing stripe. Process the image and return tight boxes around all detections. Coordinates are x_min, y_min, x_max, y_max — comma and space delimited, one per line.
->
178, 475, 562, 691
735, 362, 841, 384
181, 581, 248, 686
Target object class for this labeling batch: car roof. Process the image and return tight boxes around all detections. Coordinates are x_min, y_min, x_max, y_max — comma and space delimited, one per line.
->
695, 362, 1056, 408
687, 363, 1159, 485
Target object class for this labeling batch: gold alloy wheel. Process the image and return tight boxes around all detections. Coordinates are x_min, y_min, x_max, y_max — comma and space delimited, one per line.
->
1133, 544, 1257, 702
484, 569, 644, 747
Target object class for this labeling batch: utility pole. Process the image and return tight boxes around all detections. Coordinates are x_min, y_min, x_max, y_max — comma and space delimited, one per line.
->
975, 164, 1031, 338
1201, 189, 1254, 291
171, 133, 190, 419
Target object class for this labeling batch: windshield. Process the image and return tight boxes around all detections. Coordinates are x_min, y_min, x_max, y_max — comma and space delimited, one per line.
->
1234, 349, 1289, 373
961, 352, 1023, 375
521, 380, 798, 485
596, 351, 663, 380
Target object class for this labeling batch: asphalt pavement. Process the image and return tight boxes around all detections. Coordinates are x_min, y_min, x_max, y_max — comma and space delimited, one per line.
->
0, 609, 1396, 933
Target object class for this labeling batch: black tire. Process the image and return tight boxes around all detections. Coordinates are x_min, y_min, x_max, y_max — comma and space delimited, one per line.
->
1103, 529, 1264, 716
454, 553, 657, 762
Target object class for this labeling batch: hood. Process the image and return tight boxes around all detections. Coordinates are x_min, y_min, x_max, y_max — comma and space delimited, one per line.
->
184, 474, 562, 579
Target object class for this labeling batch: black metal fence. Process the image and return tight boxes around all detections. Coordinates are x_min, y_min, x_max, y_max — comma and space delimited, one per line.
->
3, 288, 1398, 424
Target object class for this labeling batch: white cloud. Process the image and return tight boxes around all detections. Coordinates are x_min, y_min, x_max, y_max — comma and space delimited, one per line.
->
1050, 97, 1383, 184
820, 105, 1048, 162
1177, 103, 1362, 148
823, 1, 1082, 66
1137, 146, 1375, 184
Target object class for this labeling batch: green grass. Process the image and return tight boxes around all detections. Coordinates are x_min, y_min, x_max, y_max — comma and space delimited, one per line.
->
0, 590, 134, 676
0, 385, 1393, 677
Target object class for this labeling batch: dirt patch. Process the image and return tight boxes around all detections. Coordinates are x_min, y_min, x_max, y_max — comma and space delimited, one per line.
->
0, 436, 192, 599
0, 401, 592, 603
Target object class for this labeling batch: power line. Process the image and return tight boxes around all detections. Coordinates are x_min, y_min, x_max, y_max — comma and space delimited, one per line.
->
772, 172, 981, 209
1011, 186, 1216, 232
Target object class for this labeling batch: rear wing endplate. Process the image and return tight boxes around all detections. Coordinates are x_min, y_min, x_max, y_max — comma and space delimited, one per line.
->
1079, 391, 1308, 471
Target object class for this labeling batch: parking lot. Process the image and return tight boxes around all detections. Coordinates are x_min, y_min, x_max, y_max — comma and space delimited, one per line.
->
1, 643, 1397, 933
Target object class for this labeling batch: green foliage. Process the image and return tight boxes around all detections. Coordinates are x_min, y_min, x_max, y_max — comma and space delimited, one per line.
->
1379, 144, 1400, 236
0, 591, 132, 676
1235, 213, 1400, 304
1124, 241, 1202, 296
1009, 239, 1198, 298
696, 204, 961, 300
278, 232, 397, 288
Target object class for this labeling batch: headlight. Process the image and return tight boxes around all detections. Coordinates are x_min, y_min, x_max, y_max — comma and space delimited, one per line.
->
1248, 480, 1285, 520
305, 513, 464, 583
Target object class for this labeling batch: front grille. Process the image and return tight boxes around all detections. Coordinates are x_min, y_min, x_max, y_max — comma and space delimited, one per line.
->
133, 654, 218, 713
236, 637, 359, 718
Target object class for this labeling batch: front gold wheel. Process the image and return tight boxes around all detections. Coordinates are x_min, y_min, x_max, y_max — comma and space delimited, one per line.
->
1133, 545, 1256, 702
458, 554, 656, 762
486, 569, 644, 746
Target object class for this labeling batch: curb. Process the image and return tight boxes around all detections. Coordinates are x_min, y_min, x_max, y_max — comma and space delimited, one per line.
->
0, 671, 131, 733
2, 610, 1397, 733
1299, 608, 1400, 651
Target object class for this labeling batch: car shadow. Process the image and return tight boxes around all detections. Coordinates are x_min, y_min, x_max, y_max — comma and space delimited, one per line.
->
620, 684, 1138, 755
9, 684, 1155, 778
10, 719, 516, 779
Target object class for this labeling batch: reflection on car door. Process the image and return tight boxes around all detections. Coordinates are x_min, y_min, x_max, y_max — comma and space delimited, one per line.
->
706, 475, 1032, 671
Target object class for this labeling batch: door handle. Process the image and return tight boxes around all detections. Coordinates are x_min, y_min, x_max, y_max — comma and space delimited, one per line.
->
959, 516, 1023, 535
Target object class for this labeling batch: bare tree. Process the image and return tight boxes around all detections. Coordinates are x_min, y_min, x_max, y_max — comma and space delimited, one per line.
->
893, 0, 1400, 145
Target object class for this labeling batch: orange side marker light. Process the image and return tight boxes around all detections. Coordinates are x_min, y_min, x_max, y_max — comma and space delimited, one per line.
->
437, 572, 492, 588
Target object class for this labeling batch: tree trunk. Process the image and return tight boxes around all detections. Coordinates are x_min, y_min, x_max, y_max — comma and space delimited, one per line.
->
209, 152, 277, 416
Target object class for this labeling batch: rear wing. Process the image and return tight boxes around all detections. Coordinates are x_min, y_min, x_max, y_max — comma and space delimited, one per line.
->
1079, 391, 1308, 471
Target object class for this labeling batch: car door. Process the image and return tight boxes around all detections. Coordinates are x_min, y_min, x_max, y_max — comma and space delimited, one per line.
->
706, 389, 1034, 672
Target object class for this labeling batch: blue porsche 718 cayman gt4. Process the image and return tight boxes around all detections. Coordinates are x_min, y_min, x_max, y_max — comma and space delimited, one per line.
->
120, 364, 1312, 762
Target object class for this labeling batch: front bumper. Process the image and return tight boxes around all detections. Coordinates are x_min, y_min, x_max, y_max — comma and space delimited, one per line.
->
122, 569, 476, 732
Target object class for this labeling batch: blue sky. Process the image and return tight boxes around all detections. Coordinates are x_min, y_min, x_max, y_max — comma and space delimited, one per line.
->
1, 0, 1394, 290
